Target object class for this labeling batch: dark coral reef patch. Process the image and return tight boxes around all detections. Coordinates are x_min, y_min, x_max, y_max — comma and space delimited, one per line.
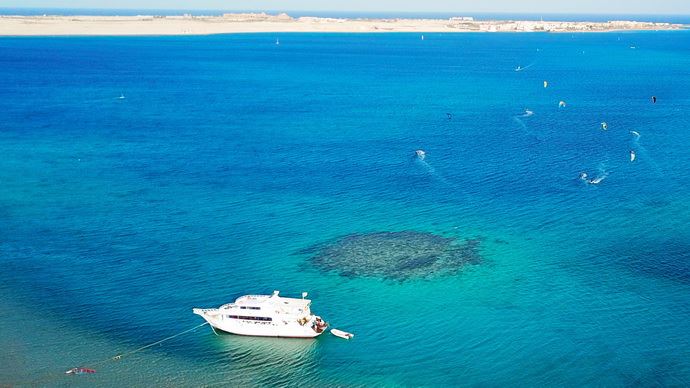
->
303, 231, 482, 281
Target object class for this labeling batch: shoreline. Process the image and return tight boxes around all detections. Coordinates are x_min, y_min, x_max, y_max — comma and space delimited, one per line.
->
0, 13, 687, 36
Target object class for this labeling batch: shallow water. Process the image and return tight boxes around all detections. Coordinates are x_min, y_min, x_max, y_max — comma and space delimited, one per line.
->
1, 31, 690, 386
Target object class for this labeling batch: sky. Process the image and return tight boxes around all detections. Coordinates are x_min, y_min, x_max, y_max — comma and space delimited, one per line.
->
1, 0, 690, 15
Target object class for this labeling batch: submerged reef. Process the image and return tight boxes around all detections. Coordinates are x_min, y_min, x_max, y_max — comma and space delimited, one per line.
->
303, 231, 482, 281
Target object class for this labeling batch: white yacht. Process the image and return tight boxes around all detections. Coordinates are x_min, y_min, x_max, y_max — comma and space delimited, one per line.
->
193, 291, 327, 338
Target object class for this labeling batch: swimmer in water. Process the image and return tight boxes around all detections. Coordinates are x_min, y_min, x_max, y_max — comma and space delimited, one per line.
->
580, 171, 605, 184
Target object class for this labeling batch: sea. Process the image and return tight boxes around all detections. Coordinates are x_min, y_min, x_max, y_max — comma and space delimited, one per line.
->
1, 28, 690, 387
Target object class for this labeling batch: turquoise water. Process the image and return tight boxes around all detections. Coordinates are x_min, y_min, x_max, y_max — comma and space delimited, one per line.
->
1, 32, 690, 386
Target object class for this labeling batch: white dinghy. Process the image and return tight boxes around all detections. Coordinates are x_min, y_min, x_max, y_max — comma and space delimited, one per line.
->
331, 329, 354, 339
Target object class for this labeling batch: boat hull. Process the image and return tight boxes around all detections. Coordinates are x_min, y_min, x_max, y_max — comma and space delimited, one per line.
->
193, 308, 325, 338
211, 326, 321, 339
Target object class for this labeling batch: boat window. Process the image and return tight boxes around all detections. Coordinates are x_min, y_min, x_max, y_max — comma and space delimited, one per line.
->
239, 316, 272, 321
227, 315, 272, 321
240, 306, 261, 310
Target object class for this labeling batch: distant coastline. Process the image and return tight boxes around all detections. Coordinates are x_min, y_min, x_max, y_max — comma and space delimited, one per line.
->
0, 12, 687, 36
2, 9, 690, 23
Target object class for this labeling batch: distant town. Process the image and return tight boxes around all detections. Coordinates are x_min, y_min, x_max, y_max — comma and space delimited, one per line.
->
0, 12, 686, 35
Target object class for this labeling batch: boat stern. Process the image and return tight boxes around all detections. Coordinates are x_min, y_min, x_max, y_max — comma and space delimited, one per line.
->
310, 315, 328, 335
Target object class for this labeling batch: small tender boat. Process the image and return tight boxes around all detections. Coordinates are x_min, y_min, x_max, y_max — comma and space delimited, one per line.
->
193, 291, 327, 338
415, 150, 426, 160
65, 367, 96, 375
630, 150, 636, 162
331, 329, 354, 339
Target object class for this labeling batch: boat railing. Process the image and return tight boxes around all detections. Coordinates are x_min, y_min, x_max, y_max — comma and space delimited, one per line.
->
237, 295, 268, 301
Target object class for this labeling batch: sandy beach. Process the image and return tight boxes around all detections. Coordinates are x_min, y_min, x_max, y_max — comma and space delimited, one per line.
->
0, 13, 686, 36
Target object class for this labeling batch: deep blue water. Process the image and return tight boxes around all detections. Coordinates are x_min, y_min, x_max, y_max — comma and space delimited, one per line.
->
1, 32, 690, 386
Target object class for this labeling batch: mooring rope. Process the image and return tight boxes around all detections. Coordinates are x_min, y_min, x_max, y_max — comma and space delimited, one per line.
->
103, 322, 209, 364
22, 322, 209, 386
